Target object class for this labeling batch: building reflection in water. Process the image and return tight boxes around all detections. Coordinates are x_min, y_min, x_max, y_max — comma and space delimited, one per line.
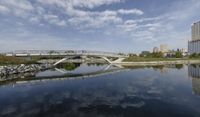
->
188, 64, 200, 96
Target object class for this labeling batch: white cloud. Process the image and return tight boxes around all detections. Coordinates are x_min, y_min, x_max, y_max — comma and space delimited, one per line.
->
0, 0, 144, 29
124, 20, 136, 24
0, 0, 199, 51
72, 0, 122, 8
43, 14, 67, 26
116, 18, 162, 34
118, 9, 144, 15
38, 0, 122, 9
68, 13, 122, 29
34, 0, 143, 29
29, 17, 40, 23
144, 23, 161, 27
124, 16, 162, 24
66, 8, 144, 29
114, 0, 200, 48
117, 23, 138, 32
1, 0, 34, 11
0, 0, 34, 17
0, 5, 9, 13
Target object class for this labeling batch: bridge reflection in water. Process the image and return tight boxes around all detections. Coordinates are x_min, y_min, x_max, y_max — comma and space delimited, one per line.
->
0, 63, 123, 85
188, 64, 200, 96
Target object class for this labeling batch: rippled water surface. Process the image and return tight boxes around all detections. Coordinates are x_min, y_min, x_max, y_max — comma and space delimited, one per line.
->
0, 63, 200, 117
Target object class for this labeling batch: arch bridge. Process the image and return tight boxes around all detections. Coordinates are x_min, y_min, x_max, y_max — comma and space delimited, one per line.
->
53, 50, 128, 66
5, 50, 128, 65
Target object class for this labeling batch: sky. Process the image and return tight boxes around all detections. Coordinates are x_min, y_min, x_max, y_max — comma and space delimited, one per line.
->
0, 0, 200, 53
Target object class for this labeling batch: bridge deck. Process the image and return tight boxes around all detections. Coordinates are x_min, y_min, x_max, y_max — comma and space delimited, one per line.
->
5, 50, 127, 58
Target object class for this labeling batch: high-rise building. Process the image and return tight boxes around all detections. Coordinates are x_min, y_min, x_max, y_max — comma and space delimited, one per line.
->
188, 21, 200, 54
160, 44, 169, 53
192, 21, 200, 41
153, 47, 159, 53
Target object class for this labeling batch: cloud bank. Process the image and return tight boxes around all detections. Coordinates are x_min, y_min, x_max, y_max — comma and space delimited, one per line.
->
0, 0, 200, 52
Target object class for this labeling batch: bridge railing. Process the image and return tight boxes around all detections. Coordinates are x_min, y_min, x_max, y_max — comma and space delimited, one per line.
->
5, 50, 128, 57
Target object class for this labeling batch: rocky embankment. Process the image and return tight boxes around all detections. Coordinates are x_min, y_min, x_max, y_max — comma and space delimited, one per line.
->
0, 64, 53, 77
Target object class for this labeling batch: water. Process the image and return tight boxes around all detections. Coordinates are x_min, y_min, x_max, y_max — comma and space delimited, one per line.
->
0, 63, 200, 117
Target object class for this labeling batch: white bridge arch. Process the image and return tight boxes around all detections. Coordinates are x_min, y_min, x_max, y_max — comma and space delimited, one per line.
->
5, 50, 128, 65
53, 54, 127, 66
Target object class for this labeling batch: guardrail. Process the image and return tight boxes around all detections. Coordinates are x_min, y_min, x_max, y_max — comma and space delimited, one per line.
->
5, 50, 127, 58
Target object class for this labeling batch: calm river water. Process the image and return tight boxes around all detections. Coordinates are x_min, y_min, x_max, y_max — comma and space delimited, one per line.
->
0, 63, 200, 117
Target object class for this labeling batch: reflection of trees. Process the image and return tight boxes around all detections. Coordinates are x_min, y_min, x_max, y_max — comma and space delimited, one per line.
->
87, 63, 106, 66
191, 64, 198, 68
57, 63, 80, 71
123, 66, 146, 69
175, 64, 183, 69
152, 65, 164, 70
188, 64, 200, 96
152, 65, 168, 74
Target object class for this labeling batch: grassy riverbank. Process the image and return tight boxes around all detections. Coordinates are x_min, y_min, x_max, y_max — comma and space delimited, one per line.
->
0, 55, 38, 65
123, 56, 199, 62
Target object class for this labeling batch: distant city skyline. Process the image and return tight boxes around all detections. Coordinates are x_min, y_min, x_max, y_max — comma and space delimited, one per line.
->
0, 0, 200, 53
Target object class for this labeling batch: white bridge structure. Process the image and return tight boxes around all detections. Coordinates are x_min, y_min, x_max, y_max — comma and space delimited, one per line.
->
6, 50, 128, 65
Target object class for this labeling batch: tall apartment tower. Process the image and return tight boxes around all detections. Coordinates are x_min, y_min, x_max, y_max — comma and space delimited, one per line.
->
153, 47, 159, 53
188, 21, 200, 54
160, 44, 168, 53
192, 21, 200, 41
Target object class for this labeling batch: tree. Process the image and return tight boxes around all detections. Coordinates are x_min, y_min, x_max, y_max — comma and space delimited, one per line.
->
129, 54, 137, 57
174, 52, 183, 58
152, 52, 164, 58
62, 63, 79, 71
140, 51, 150, 57
189, 53, 200, 58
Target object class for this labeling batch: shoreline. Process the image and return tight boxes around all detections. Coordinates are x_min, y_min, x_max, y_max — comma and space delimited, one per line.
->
1, 59, 200, 68
116, 60, 200, 66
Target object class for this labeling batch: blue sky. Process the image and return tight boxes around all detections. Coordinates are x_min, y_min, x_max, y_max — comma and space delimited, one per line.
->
0, 0, 200, 53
